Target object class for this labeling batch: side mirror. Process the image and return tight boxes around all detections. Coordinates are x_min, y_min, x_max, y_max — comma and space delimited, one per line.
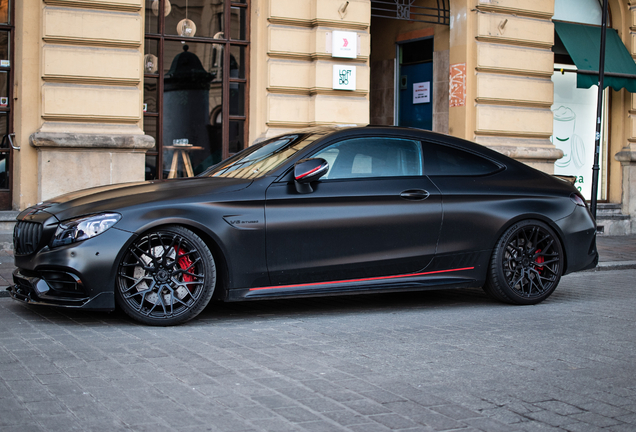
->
294, 158, 329, 193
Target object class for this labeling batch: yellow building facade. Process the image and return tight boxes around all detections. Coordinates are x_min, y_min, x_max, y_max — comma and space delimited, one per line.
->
5, 0, 636, 234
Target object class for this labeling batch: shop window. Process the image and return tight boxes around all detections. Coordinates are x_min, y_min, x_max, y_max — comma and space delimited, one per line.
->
144, 0, 249, 180
0, 0, 13, 209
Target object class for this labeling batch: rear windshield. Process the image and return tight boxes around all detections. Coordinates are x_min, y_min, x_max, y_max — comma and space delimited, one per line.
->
201, 132, 326, 179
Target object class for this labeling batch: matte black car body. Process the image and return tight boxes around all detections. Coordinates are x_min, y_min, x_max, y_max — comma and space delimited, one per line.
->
8, 126, 598, 324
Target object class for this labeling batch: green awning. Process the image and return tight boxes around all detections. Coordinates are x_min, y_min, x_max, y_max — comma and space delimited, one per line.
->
554, 21, 636, 93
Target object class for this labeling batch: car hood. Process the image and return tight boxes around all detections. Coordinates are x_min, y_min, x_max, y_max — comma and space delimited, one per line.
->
19, 177, 254, 222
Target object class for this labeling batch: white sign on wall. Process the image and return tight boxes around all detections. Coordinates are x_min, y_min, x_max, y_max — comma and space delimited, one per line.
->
333, 65, 356, 90
332, 30, 357, 59
413, 82, 430, 104
333, 65, 356, 91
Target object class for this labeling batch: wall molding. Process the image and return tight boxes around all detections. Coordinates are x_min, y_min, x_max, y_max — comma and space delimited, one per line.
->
43, 37, 141, 49
267, 120, 364, 129
43, 0, 142, 12
30, 132, 154, 149
268, 51, 368, 62
268, 86, 368, 97
475, 5, 553, 20
268, 17, 368, 30
475, 66, 553, 79
41, 115, 141, 124
476, 97, 552, 109
42, 75, 140, 86
476, 36, 553, 50
474, 130, 553, 139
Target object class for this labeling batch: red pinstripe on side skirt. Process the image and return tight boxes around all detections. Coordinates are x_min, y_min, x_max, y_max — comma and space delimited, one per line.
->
249, 267, 475, 291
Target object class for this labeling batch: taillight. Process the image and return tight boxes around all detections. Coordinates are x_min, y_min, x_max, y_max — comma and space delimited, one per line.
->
570, 193, 586, 207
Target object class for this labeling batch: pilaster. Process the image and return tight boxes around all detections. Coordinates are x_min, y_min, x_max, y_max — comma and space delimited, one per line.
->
450, 0, 561, 173
15, 0, 153, 205
255, 0, 370, 139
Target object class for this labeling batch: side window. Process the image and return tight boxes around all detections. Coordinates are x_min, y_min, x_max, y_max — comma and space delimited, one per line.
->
423, 142, 501, 176
313, 137, 422, 180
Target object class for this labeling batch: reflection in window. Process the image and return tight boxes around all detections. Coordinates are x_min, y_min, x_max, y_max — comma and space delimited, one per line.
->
165, 0, 224, 39
0, 154, 7, 189
422, 142, 500, 176
163, 43, 218, 177
0, 0, 7, 25
313, 138, 423, 179
204, 133, 326, 179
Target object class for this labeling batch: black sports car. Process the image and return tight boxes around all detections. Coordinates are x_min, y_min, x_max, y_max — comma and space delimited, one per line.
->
8, 126, 598, 325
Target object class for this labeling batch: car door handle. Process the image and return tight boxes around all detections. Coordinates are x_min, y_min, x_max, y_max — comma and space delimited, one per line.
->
400, 189, 430, 200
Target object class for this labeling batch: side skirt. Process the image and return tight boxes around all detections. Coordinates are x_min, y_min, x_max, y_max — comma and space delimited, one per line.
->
227, 267, 479, 301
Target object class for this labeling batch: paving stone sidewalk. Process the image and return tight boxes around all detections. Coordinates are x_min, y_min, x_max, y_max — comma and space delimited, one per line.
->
1, 269, 636, 431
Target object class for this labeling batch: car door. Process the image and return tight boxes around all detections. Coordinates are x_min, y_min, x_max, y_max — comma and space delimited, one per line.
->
264, 136, 443, 286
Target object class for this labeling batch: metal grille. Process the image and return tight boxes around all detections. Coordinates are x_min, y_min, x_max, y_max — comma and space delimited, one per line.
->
371, 0, 450, 25
13, 221, 43, 255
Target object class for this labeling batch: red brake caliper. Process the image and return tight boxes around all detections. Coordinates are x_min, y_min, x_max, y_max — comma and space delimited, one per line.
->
175, 246, 195, 289
535, 249, 544, 273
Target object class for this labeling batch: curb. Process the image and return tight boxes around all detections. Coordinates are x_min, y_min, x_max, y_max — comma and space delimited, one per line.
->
589, 261, 636, 271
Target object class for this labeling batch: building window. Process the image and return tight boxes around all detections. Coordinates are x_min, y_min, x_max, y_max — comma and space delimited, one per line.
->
144, 0, 249, 179
0, 0, 14, 209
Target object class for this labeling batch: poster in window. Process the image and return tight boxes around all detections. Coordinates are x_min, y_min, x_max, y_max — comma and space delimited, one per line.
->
551, 65, 604, 200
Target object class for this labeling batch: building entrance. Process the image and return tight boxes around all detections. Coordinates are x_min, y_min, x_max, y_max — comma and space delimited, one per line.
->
397, 38, 433, 130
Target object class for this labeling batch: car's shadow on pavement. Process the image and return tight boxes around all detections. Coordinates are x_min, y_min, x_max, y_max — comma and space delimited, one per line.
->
3, 287, 500, 326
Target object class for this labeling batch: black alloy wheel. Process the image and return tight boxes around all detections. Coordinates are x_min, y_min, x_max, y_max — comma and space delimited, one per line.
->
116, 225, 216, 325
484, 220, 563, 305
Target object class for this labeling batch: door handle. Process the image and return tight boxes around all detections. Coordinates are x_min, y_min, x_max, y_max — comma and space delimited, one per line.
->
1, 133, 18, 150
400, 189, 429, 200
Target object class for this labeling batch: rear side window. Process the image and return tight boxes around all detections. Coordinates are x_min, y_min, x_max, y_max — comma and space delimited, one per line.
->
423, 142, 500, 176
313, 137, 423, 179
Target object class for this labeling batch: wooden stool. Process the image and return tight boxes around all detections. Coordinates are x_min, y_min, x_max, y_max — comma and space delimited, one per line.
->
165, 146, 203, 178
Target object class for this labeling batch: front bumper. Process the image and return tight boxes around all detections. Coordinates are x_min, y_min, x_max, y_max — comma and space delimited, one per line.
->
7, 269, 114, 310
10, 227, 135, 311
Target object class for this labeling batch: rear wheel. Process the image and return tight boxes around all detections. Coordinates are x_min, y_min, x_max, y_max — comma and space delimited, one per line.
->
484, 220, 563, 305
116, 225, 216, 325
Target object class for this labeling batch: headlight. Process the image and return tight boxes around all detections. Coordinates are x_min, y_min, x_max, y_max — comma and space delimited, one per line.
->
51, 213, 121, 248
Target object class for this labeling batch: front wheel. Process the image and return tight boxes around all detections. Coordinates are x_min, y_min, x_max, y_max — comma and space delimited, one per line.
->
484, 220, 563, 305
116, 225, 216, 325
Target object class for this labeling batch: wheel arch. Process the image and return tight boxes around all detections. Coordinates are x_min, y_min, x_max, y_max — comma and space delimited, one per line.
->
490, 214, 569, 273
122, 217, 232, 301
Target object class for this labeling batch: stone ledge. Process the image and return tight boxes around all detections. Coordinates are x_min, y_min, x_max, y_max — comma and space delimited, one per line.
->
616, 149, 636, 163
30, 132, 155, 149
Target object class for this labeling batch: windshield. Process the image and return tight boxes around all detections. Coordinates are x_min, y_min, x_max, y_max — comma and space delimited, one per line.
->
201, 132, 327, 179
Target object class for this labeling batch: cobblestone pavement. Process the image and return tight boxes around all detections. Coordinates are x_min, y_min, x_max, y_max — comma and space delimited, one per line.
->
1, 269, 635, 432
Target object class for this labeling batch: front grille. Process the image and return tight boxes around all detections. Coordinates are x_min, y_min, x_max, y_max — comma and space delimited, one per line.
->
14, 221, 43, 255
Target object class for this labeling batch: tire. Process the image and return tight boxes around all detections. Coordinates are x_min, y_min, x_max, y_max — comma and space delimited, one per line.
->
115, 225, 216, 325
484, 220, 563, 305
